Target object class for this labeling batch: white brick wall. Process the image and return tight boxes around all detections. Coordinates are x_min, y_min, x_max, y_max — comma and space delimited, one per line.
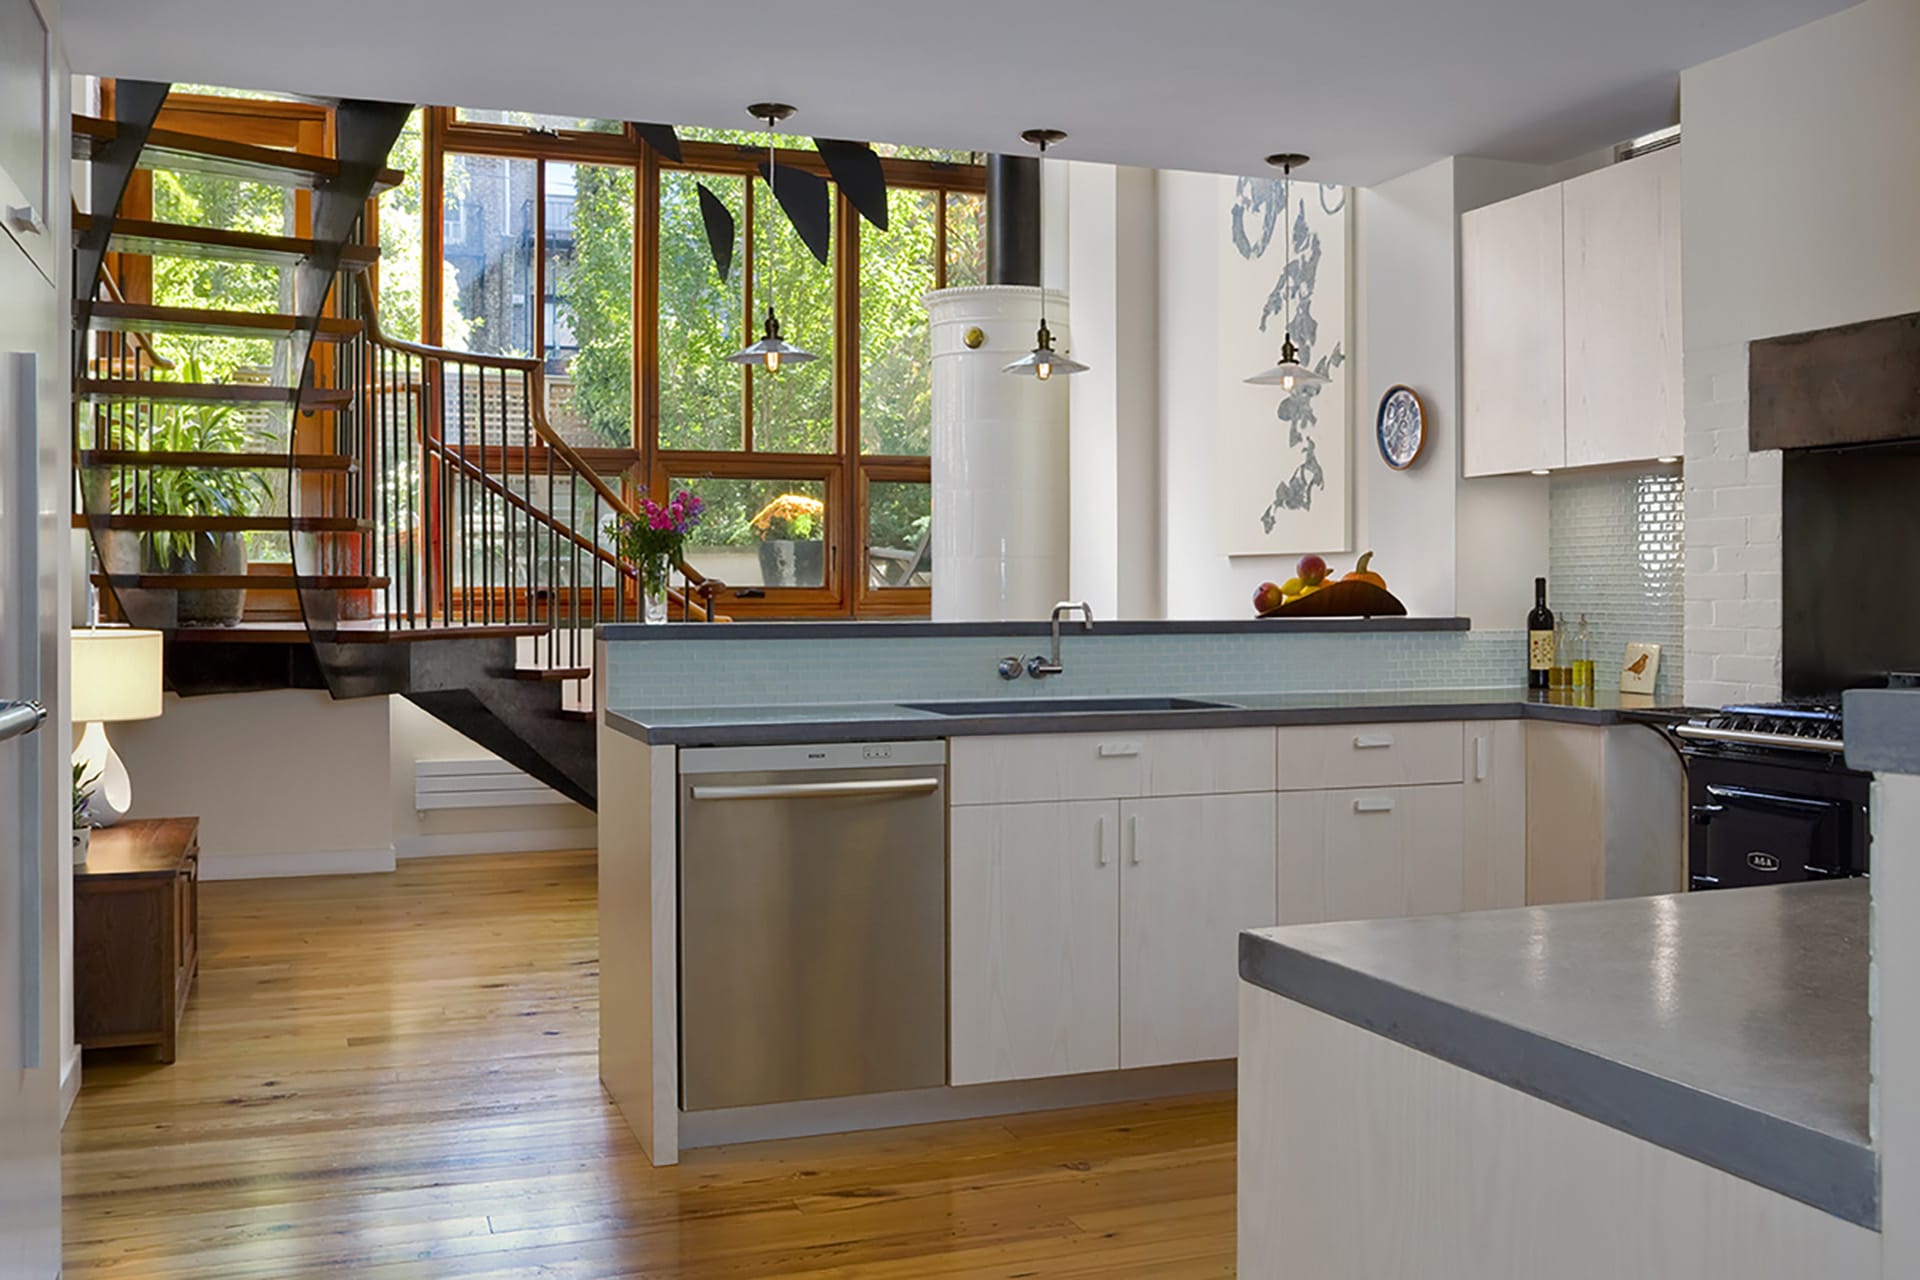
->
1682, 342, 1782, 706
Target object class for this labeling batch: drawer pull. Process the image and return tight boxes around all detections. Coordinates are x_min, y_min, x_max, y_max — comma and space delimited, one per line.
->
1353, 734, 1395, 750
1475, 736, 1489, 782
1353, 798, 1396, 814
1096, 814, 1109, 867
1098, 742, 1141, 758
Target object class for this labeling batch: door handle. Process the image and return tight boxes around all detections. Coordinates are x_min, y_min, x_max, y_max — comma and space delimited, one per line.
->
1096, 814, 1109, 867
1353, 734, 1394, 750
1474, 735, 1489, 782
688, 778, 940, 802
1128, 813, 1141, 864
8, 353, 41, 1070
0, 700, 45, 743
1353, 797, 1396, 814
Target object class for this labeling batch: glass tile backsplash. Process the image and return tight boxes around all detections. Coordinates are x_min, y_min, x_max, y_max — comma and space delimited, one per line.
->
1548, 467, 1685, 702
604, 626, 1530, 710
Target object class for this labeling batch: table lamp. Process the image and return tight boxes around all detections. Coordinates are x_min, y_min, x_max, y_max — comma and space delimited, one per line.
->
70, 627, 164, 826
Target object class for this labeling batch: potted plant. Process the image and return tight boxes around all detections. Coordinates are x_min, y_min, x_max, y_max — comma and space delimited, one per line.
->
72, 760, 97, 866
750, 493, 826, 589
609, 489, 705, 623
80, 358, 269, 627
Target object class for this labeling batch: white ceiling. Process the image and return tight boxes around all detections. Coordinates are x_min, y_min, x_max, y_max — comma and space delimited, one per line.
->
63, 0, 1854, 187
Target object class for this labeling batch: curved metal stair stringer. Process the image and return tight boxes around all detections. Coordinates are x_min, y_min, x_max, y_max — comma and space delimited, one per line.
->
71, 80, 168, 388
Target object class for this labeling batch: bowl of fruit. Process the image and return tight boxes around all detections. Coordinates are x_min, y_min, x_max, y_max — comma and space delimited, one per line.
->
1253, 552, 1407, 619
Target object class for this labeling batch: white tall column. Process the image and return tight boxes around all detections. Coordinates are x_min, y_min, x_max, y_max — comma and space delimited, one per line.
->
925, 286, 1072, 621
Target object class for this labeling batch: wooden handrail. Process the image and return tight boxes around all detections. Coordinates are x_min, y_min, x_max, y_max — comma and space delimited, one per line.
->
96, 258, 176, 372
353, 275, 714, 593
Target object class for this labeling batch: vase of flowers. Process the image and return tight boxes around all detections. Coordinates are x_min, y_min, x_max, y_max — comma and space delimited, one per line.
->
609, 490, 704, 623
751, 494, 826, 588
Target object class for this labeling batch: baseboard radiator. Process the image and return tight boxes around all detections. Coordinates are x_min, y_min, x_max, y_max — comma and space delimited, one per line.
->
414, 759, 571, 811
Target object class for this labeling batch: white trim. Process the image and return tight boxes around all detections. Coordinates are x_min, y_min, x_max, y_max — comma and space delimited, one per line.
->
676, 1060, 1236, 1151
197, 846, 397, 881
395, 828, 596, 859
60, 1042, 81, 1124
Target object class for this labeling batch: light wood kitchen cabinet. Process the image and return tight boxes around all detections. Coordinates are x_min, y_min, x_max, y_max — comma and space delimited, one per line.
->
948, 728, 1274, 806
1119, 793, 1278, 1069
1463, 148, 1683, 476
1524, 720, 1684, 904
949, 800, 1120, 1086
1462, 182, 1566, 476
1562, 145, 1683, 467
1463, 720, 1529, 910
1277, 785, 1467, 923
1276, 721, 1464, 791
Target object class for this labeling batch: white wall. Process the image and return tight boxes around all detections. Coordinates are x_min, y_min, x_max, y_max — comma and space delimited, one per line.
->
389, 697, 593, 857
1680, 0, 1920, 705
112, 689, 395, 878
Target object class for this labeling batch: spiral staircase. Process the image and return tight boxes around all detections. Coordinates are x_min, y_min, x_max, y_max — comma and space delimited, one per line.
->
72, 84, 718, 810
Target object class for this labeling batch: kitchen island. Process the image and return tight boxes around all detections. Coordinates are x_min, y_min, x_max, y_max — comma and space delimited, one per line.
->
1237, 881, 1877, 1278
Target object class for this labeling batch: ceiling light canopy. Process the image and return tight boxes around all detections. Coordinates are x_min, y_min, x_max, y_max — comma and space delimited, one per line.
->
726, 102, 816, 372
1003, 128, 1088, 381
1244, 152, 1329, 393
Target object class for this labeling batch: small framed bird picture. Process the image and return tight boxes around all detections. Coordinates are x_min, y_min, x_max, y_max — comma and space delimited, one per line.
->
1621, 642, 1662, 695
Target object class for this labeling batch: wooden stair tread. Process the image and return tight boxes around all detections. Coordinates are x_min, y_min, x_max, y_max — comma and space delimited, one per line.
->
512, 667, 593, 682
94, 573, 388, 591
79, 449, 357, 471
77, 514, 370, 532
84, 300, 362, 343
72, 115, 404, 192
166, 620, 552, 645
78, 379, 350, 411
74, 213, 380, 272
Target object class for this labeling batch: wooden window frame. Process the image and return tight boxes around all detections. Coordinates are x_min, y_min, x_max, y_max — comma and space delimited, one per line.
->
417, 107, 984, 619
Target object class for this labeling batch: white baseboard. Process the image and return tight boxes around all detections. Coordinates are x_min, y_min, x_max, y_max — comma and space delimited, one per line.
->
674, 1060, 1237, 1152
395, 828, 597, 859
60, 1043, 82, 1125
197, 846, 397, 881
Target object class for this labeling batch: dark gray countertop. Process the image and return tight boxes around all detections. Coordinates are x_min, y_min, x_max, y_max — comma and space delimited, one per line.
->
605, 687, 1689, 747
1845, 687, 1920, 775
1239, 881, 1875, 1228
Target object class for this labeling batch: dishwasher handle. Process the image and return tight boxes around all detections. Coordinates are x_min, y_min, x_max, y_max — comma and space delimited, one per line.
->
688, 777, 942, 803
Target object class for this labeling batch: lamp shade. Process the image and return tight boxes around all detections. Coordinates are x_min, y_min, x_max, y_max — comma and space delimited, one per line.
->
70, 628, 164, 723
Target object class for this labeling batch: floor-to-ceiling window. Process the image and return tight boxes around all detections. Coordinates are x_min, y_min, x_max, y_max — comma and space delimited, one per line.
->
405, 109, 985, 617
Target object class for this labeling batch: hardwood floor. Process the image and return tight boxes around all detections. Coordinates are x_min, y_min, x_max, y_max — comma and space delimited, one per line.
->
63, 850, 1237, 1277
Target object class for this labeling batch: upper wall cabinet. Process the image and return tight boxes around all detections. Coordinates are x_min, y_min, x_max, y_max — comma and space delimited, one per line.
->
1463, 148, 1683, 477
0, 0, 53, 282
1463, 183, 1566, 476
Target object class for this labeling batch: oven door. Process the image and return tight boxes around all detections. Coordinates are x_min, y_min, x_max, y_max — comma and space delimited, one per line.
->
1689, 782, 1856, 890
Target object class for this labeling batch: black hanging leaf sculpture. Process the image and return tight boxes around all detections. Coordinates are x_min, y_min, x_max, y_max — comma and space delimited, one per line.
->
759, 160, 832, 266
634, 122, 683, 163
696, 182, 735, 281
815, 138, 888, 230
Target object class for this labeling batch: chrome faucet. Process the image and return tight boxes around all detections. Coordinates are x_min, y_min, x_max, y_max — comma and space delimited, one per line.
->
1028, 601, 1094, 679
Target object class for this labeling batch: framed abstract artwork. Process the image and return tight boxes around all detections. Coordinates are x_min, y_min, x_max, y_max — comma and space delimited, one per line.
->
1215, 173, 1352, 557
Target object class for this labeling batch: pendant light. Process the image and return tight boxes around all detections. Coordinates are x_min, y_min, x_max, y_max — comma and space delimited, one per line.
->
727, 102, 816, 372
1002, 128, 1088, 381
1245, 152, 1328, 391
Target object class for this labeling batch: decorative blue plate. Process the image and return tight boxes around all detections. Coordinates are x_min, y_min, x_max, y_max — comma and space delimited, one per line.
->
1376, 385, 1426, 470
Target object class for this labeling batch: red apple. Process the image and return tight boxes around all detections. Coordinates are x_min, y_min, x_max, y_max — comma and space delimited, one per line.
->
1253, 581, 1284, 614
1296, 554, 1329, 586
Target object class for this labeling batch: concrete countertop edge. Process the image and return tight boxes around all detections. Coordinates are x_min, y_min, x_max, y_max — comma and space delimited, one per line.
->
597, 616, 1473, 641
1843, 687, 1920, 775
1236, 932, 1878, 1230
602, 695, 1681, 747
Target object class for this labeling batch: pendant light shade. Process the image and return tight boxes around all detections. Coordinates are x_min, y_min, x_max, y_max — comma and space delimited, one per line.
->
1002, 318, 1089, 381
1001, 128, 1086, 381
727, 102, 816, 371
1244, 152, 1327, 391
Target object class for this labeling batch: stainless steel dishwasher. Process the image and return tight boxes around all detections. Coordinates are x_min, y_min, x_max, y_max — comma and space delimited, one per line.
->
678, 740, 947, 1111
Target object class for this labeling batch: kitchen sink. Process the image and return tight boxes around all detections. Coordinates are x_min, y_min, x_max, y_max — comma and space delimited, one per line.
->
901, 697, 1238, 716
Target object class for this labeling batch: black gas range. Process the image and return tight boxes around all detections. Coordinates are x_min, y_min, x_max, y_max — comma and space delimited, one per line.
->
1666, 701, 1869, 891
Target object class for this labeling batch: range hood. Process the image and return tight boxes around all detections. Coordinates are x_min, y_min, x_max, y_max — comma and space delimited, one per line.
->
1749, 310, 1920, 452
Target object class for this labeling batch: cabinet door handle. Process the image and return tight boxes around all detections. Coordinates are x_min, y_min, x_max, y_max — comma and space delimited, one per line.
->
1128, 813, 1141, 864
1353, 797, 1396, 814
1098, 742, 1141, 758
1096, 814, 1109, 867
1354, 734, 1394, 750
1474, 735, 1489, 782
5, 205, 44, 236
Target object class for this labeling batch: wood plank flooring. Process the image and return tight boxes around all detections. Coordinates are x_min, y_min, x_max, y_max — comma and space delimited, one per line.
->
63, 850, 1237, 1277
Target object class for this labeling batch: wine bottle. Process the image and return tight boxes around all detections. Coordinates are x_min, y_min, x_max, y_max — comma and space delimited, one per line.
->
1527, 577, 1555, 691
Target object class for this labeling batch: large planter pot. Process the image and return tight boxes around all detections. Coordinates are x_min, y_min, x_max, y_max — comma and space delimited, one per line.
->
757, 539, 824, 589
78, 468, 142, 579
166, 531, 249, 626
